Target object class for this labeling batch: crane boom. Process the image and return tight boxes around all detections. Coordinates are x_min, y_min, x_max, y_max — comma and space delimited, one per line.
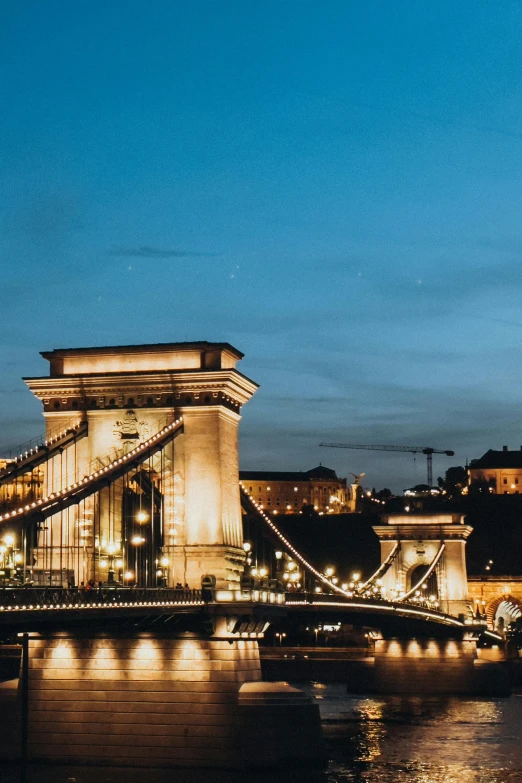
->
319, 443, 455, 487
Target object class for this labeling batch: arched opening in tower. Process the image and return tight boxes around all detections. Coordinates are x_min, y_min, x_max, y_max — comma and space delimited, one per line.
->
409, 563, 438, 599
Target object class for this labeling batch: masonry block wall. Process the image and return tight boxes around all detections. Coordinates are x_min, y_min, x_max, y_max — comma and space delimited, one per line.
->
27, 633, 261, 767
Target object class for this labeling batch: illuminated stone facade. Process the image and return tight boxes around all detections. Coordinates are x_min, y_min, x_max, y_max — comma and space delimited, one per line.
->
469, 446, 522, 494
239, 465, 348, 514
26, 632, 261, 767
24, 342, 258, 589
373, 513, 473, 617
468, 576, 522, 629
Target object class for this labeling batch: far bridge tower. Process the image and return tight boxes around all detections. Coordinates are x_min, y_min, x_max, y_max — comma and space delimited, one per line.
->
373, 512, 472, 617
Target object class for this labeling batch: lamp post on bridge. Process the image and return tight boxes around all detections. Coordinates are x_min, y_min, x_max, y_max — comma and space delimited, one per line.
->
156, 555, 169, 587
106, 543, 119, 584
131, 535, 145, 585
0, 534, 23, 586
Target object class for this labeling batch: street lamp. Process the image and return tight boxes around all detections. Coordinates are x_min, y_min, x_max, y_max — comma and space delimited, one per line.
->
104, 542, 120, 584
0, 535, 20, 585
131, 535, 145, 584
159, 555, 169, 586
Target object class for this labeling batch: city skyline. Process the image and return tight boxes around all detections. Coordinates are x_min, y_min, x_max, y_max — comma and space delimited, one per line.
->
2, 2, 522, 490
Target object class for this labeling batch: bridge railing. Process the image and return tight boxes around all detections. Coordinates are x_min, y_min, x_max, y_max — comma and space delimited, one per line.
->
286, 591, 390, 604
0, 587, 204, 611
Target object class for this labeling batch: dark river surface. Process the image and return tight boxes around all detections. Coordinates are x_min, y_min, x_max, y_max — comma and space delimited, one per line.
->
2, 684, 522, 783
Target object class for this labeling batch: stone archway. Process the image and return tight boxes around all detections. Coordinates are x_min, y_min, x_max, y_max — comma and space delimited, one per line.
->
409, 563, 438, 598
486, 595, 522, 631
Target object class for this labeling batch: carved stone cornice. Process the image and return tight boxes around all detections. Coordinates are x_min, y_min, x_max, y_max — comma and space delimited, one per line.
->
24, 369, 259, 413
373, 524, 474, 541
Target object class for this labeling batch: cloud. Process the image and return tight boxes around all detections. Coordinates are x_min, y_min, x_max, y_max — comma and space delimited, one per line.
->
108, 246, 221, 259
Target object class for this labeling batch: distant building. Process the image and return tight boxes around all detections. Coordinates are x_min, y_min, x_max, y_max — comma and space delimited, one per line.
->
403, 484, 442, 498
239, 465, 349, 514
469, 446, 522, 494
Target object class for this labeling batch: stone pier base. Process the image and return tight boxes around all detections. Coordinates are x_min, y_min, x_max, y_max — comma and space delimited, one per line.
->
374, 638, 509, 695
237, 682, 326, 767
2, 632, 324, 769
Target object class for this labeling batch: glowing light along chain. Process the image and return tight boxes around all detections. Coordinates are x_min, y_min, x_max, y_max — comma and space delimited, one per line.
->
358, 543, 399, 591
396, 542, 445, 603
240, 483, 353, 598
0, 418, 183, 523
0, 420, 84, 468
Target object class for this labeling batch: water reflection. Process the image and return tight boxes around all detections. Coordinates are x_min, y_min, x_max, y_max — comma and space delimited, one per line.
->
1, 688, 521, 783
305, 684, 522, 783
0, 768, 327, 783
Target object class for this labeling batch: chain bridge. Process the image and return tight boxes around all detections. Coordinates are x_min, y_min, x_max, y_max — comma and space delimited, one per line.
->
0, 341, 505, 769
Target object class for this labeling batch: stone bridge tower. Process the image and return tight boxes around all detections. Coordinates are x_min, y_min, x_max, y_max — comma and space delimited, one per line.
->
24, 342, 258, 588
373, 513, 473, 617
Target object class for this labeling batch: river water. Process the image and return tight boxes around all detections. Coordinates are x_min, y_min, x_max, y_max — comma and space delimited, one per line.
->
304, 683, 522, 783
2, 685, 522, 783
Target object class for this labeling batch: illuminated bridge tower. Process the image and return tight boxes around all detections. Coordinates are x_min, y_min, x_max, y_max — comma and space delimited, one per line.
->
373, 513, 473, 617
24, 342, 258, 588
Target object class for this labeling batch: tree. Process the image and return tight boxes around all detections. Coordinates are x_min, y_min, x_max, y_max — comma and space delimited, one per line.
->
438, 466, 468, 500
375, 488, 392, 499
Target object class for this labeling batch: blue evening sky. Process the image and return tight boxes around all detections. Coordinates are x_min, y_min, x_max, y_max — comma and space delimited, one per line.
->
2, 1, 522, 491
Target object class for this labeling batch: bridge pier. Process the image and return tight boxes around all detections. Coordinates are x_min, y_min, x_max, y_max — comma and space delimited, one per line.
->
2, 621, 324, 769
373, 637, 477, 694
372, 636, 509, 695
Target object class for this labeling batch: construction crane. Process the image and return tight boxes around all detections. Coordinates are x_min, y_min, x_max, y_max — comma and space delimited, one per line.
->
319, 443, 455, 487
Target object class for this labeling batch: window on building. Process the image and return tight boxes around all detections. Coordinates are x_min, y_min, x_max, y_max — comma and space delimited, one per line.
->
267, 499, 271, 505
276, 499, 280, 505
516, 478, 519, 485
503, 478, 508, 485
249, 486, 252, 493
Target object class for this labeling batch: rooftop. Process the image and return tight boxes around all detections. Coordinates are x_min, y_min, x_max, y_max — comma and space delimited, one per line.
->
240, 466, 342, 482
40, 341, 243, 359
470, 448, 522, 470
37, 342, 244, 377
